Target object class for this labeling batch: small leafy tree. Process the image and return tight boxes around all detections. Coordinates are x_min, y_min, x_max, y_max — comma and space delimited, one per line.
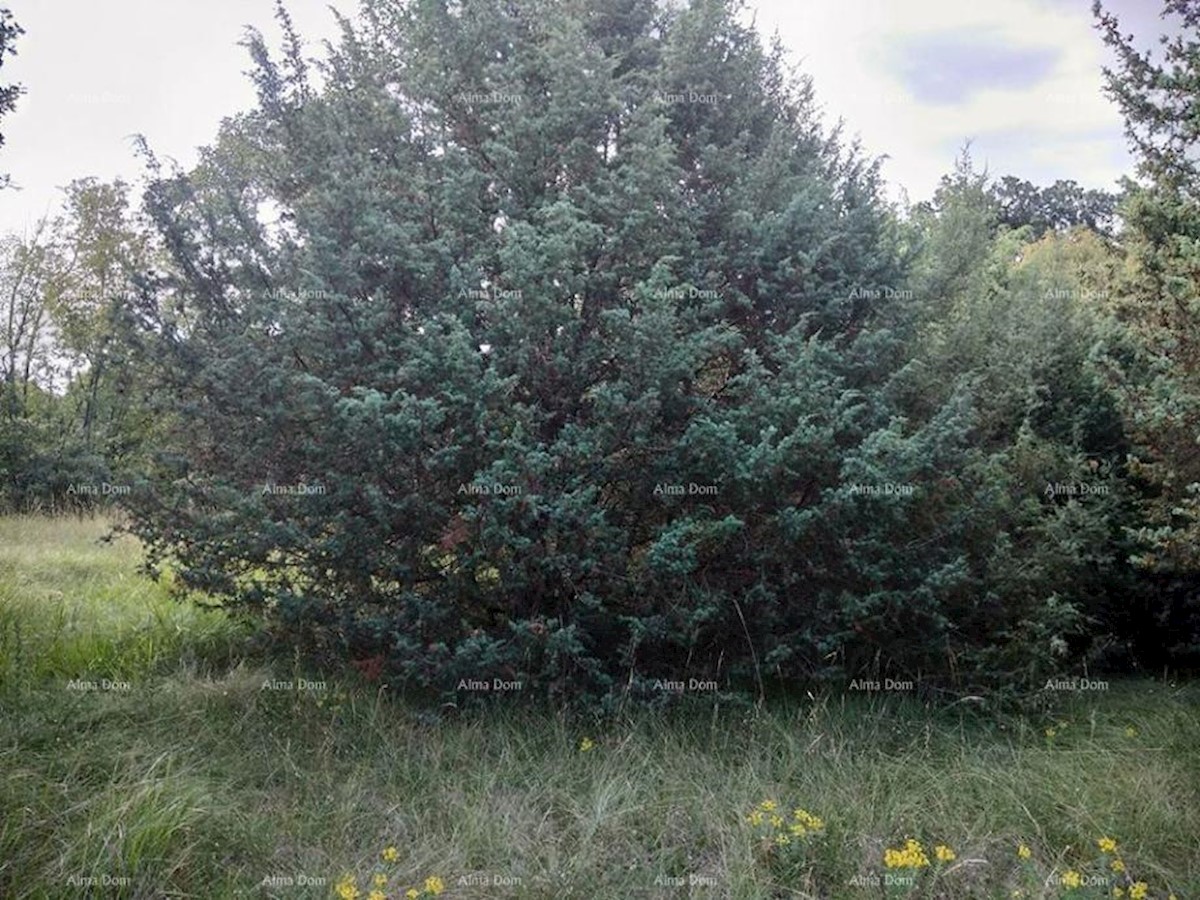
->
0, 180, 160, 512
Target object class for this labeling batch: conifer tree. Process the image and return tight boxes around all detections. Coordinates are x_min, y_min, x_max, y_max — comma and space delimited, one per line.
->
1093, 0, 1200, 662
122, 0, 1134, 702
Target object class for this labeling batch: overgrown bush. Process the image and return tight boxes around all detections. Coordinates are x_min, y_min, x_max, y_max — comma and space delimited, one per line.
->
121, 0, 1149, 707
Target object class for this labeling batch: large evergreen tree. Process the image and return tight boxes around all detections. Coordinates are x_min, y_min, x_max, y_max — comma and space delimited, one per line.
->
120, 0, 1130, 704
1094, 0, 1200, 664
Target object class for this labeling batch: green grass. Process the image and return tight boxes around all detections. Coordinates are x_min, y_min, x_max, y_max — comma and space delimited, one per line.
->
1, 516, 1198, 899
0, 515, 242, 689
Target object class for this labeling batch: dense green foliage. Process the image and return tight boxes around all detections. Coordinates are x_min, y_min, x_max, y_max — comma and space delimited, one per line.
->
121, 0, 908, 703
987, 175, 1118, 238
104, 0, 1161, 706
1095, 0, 1200, 664
3, 518, 1199, 899
2, 0, 1198, 707
0, 180, 160, 512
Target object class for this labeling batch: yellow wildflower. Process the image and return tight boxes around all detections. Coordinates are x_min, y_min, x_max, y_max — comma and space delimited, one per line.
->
1062, 869, 1083, 889
934, 844, 956, 862
579, 737, 595, 752
1017, 843, 1032, 860
334, 874, 360, 900
368, 892, 385, 900
1125, 726, 1138, 737
769, 814, 784, 828
405, 891, 419, 900
424, 875, 446, 895
372, 874, 387, 888
746, 810, 764, 826
1113, 889, 1125, 899
381, 846, 399, 862
1111, 859, 1126, 873
1045, 727, 1057, 738
760, 799, 777, 811
1129, 884, 1148, 900
793, 808, 825, 831
789, 823, 808, 837
883, 838, 930, 869
1098, 837, 1118, 853
774, 834, 790, 846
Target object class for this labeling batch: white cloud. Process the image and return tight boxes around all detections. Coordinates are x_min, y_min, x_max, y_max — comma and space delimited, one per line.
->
750, 0, 1135, 199
0, 0, 355, 235
0, 0, 1155, 235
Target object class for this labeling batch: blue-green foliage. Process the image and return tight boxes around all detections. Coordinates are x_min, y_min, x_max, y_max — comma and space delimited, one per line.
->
121, 0, 1146, 706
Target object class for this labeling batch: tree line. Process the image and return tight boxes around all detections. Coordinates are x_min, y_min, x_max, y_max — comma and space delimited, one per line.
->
1, 0, 1197, 706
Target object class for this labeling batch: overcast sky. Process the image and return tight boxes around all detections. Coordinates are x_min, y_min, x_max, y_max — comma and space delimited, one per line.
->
0, 0, 1173, 236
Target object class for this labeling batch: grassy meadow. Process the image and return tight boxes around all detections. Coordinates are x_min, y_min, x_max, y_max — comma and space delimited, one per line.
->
0, 515, 1197, 899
